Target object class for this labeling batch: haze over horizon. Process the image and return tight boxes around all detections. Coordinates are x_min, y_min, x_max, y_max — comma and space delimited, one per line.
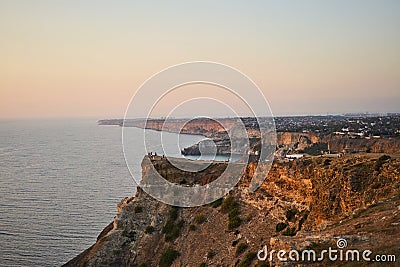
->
1, 1, 399, 119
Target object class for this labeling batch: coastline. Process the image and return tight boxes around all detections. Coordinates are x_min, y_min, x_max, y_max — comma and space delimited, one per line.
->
64, 153, 400, 266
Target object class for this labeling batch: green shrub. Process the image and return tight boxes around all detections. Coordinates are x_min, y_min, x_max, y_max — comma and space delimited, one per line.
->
235, 242, 248, 256
134, 206, 143, 213
169, 207, 179, 220
162, 220, 175, 234
163, 218, 185, 242
276, 222, 287, 232
221, 195, 238, 213
238, 252, 257, 267
198, 263, 206, 267
195, 214, 207, 224
228, 207, 239, 218
145, 225, 154, 234
159, 247, 179, 267
162, 207, 183, 241
221, 195, 242, 230
164, 226, 180, 242
189, 224, 196, 231
228, 216, 242, 230
212, 198, 223, 208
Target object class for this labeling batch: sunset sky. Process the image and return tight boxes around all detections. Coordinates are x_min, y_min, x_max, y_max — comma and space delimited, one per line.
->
1, 1, 399, 118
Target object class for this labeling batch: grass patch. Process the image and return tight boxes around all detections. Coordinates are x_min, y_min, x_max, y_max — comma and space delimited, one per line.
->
212, 198, 223, 208
228, 207, 239, 218
159, 247, 179, 267
169, 207, 179, 220
162, 207, 184, 242
221, 195, 238, 213
164, 220, 184, 242
235, 242, 248, 256
238, 252, 257, 267
228, 215, 242, 230
222, 195, 242, 230
162, 219, 175, 234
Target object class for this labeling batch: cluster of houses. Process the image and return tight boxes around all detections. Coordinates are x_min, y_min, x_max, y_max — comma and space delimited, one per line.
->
274, 114, 400, 138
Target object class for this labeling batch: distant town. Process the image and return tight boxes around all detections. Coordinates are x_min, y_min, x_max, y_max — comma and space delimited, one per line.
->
99, 113, 400, 138
273, 113, 400, 138
99, 113, 400, 159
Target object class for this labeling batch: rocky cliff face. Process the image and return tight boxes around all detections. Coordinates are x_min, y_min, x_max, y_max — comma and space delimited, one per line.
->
123, 118, 235, 139
64, 155, 399, 267
276, 132, 400, 155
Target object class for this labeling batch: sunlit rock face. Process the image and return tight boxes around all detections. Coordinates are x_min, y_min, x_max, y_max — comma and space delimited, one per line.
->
64, 154, 400, 267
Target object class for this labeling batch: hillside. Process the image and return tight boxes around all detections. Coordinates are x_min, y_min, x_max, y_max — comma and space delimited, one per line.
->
64, 154, 399, 266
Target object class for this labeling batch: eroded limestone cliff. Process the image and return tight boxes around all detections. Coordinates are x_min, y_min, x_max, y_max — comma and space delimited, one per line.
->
64, 154, 399, 267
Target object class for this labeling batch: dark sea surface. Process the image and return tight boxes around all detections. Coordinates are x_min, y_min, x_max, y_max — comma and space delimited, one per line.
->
0, 119, 204, 267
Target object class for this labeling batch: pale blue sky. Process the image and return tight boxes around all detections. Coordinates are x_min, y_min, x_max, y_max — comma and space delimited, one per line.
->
1, 1, 399, 118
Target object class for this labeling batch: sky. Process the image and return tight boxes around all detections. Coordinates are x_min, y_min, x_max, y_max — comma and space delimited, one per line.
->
0, 0, 399, 119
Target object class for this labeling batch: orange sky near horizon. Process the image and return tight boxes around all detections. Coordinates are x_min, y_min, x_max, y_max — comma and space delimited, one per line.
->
1, 1, 399, 119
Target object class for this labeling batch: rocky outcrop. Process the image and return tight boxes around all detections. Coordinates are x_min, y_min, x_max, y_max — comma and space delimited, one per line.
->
276, 132, 319, 148
122, 118, 234, 139
64, 154, 400, 266
322, 135, 400, 154
276, 132, 400, 155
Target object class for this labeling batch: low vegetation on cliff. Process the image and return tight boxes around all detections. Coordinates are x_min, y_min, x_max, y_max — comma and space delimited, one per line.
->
64, 154, 400, 267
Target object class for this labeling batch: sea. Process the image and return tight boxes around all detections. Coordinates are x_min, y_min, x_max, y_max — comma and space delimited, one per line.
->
0, 118, 207, 266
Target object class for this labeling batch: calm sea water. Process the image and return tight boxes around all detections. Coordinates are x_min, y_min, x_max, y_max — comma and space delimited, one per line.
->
0, 119, 205, 267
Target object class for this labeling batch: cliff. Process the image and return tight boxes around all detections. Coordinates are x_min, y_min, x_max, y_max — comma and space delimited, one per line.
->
64, 154, 400, 267
122, 118, 234, 139
276, 132, 400, 154
99, 118, 400, 155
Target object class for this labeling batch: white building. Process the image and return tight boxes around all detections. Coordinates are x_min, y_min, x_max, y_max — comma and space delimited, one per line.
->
285, 154, 304, 159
